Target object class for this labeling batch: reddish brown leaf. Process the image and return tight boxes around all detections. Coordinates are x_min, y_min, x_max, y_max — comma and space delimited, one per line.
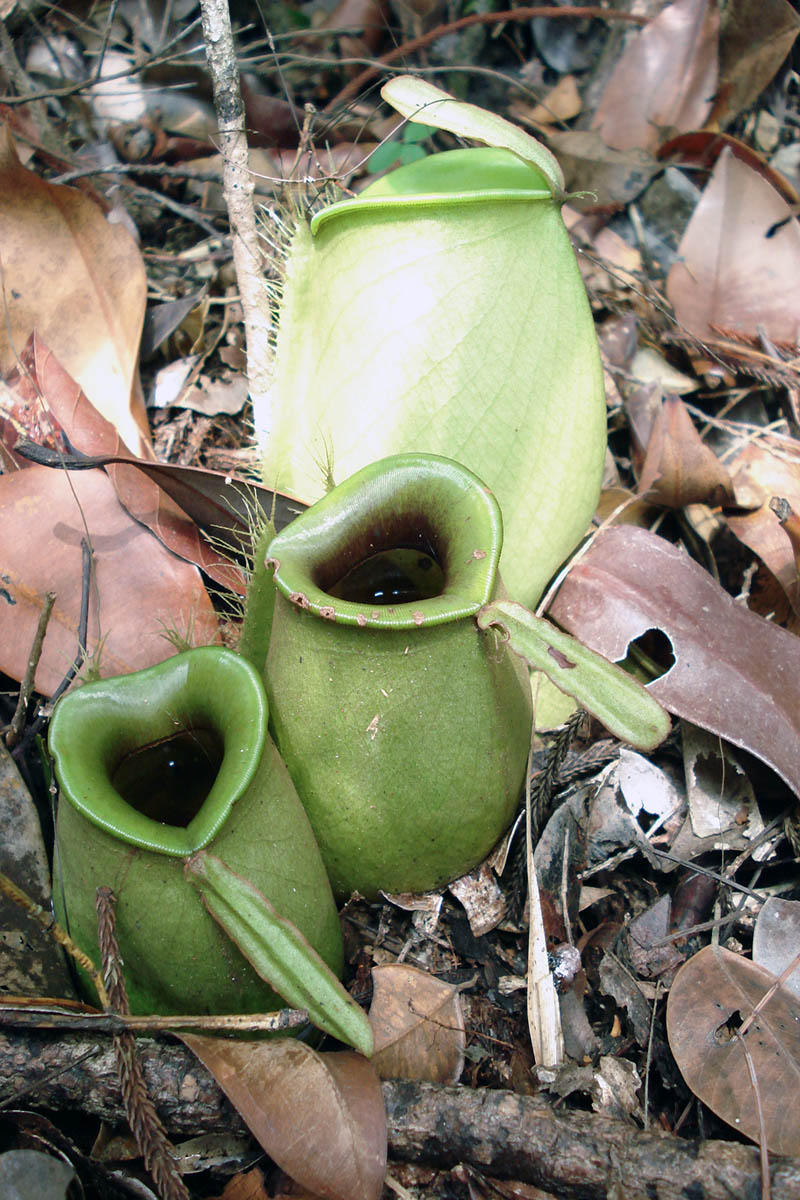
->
666, 147, 800, 346
658, 132, 800, 205
666, 944, 800, 1155
181, 1037, 386, 1200
726, 440, 800, 614
0, 123, 150, 457
369, 964, 465, 1084
591, 0, 718, 153
0, 464, 219, 695
636, 394, 734, 508
3, 335, 244, 593
548, 525, 800, 797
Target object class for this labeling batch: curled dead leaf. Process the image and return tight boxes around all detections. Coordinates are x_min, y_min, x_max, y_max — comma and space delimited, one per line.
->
636, 394, 734, 508
181, 1037, 387, 1200
591, 0, 718, 153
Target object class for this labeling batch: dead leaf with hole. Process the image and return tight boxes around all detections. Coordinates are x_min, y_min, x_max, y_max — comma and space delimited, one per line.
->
181, 1037, 386, 1200
2, 335, 244, 592
0, 123, 150, 457
636, 394, 735, 508
725, 439, 800, 615
548, 525, 800, 798
753, 899, 800, 999
0, 464, 219, 695
666, 147, 800, 346
591, 0, 718, 153
369, 964, 465, 1084
667, 943, 800, 1155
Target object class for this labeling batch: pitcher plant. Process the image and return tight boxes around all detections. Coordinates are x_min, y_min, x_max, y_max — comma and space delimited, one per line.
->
262, 454, 669, 899
257, 77, 606, 608
48, 647, 372, 1053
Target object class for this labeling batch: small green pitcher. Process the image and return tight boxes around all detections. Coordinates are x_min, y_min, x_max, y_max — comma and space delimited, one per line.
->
263, 454, 533, 899
49, 647, 343, 1015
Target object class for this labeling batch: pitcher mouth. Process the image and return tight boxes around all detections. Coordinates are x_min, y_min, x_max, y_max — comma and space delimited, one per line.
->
49, 648, 268, 856
266, 453, 503, 630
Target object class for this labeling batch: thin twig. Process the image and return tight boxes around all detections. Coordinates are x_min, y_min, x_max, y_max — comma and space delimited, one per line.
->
326, 6, 649, 110
0, 1000, 308, 1036
200, 0, 272, 422
738, 1032, 771, 1200
96, 888, 190, 1200
49, 538, 93, 706
4, 591, 55, 749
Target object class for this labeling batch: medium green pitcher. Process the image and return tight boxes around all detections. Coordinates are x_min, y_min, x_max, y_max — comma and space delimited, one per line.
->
49, 647, 343, 1015
263, 453, 533, 899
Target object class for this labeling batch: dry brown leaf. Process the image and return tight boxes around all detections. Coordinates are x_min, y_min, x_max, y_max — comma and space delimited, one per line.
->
548, 525, 800, 798
2, 335, 245, 592
667, 148, 800, 346
0, 464, 219, 695
0, 123, 150, 457
546, 131, 659, 210
636, 394, 735, 508
510, 77, 581, 129
591, 0, 719, 153
181, 1037, 386, 1200
717, 0, 800, 126
726, 440, 800, 614
666, 944, 800, 1155
369, 964, 466, 1084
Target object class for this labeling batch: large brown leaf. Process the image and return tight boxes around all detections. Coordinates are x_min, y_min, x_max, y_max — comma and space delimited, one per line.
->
666, 944, 800, 1155
0, 123, 150, 457
591, 0, 718, 153
2, 336, 244, 593
0, 464, 219, 695
548, 525, 800, 797
181, 1037, 386, 1200
666, 147, 800, 346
